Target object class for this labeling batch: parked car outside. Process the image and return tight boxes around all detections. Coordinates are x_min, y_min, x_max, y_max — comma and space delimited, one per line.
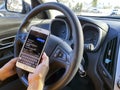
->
110, 9, 120, 15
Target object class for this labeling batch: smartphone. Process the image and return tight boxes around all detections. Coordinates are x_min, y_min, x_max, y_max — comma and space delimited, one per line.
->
16, 26, 50, 72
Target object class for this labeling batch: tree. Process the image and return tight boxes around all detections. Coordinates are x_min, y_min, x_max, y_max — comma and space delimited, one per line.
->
92, 0, 97, 7
72, 3, 83, 12
57, 0, 68, 3
0, 0, 4, 5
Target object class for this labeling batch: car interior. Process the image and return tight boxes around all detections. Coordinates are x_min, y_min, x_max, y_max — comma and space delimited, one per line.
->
0, 0, 120, 90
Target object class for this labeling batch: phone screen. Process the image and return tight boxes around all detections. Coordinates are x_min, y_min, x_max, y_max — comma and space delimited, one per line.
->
23, 30, 47, 58
17, 27, 49, 70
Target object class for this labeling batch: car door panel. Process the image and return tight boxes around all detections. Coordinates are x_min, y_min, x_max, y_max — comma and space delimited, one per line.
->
0, 16, 26, 90
0, 17, 23, 67
0, 17, 23, 38
0, 36, 15, 67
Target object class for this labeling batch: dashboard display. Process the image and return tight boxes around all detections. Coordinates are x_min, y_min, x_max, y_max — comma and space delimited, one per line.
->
84, 29, 99, 46
83, 24, 101, 51
50, 19, 69, 40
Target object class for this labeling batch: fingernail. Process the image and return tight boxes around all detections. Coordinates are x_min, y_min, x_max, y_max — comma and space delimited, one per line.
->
43, 52, 46, 56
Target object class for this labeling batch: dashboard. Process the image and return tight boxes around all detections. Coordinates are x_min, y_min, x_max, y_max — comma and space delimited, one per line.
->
35, 15, 120, 90
50, 16, 108, 51
83, 23, 102, 51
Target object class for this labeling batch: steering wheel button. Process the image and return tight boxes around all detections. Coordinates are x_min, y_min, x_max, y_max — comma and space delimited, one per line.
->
58, 52, 63, 57
56, 49, 60, 54
58, 52, 67, 61
53, 49, 61, 57
53, 53, 58, 58
62, 53, 67, 60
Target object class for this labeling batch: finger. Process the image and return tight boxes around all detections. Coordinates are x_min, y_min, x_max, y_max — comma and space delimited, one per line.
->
2, 58, 17, 68
33, 53, 49, 73
42, 52, 47, 58
10, 57, 18, 64
3, 58, 18, 70
35, 57, 49, 72
41, 53, 49, 63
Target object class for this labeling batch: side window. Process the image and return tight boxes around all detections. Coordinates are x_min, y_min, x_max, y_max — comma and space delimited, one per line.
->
0, 0, 4, 9
0, 0, 25, 17
0, 0, 5, 17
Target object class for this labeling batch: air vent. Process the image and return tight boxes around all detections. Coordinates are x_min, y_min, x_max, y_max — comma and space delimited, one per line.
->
103, 37, 117, 77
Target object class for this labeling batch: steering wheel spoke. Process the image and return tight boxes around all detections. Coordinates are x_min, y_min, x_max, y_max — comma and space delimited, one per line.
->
50, 45, 71, 68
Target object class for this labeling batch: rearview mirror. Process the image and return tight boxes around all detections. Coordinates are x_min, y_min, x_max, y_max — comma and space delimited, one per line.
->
6, 0, 24, 13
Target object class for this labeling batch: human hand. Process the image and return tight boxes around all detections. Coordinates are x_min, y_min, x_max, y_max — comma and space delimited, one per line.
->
0, 58, 17, 81
27, 53, 49, 90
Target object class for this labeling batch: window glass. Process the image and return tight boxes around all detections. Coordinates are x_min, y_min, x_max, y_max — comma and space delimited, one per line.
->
58, 0, 120, 17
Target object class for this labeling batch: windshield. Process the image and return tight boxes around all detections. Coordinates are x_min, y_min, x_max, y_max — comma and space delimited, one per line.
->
58, 0, 120, 17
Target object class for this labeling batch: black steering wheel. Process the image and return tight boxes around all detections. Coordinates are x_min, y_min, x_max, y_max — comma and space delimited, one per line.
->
14, 2, 84, 90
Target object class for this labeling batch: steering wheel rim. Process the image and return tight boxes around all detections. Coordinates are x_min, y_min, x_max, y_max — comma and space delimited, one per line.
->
14, 2, 84, 90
